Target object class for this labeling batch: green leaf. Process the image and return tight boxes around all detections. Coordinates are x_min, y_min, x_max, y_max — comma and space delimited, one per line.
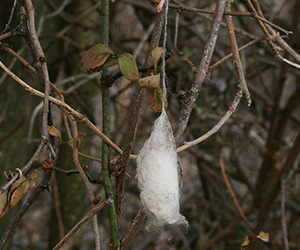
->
103, 55, 119, 68
151, 47, 164, 72
118, 53, 139, 81
81, 44, 114, 73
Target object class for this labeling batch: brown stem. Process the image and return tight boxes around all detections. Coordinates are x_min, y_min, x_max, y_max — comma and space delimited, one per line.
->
174, 0, 227, 145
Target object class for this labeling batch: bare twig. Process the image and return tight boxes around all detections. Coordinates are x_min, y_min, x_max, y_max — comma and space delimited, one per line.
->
219, 153, 252, 229
52, 197, 113, 250
120, 208, 146, 250
177, 90, 243, 153
0, 60, 123, 155
21, 0, 52, 139
281, 179, 289, 250
0, 140, 47, 195
115, 10, 165, 219
225, 0, 251, 105
210, 37, 264, 69
174, 0, 227, 145
150, 0, 292, 35
70, 119, 100, 250
1, 0, 18, 34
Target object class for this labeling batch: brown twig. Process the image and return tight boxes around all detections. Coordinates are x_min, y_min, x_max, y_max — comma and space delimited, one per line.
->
0, 60, 123, 155
1, 0, 18, 34
21, 0, 51, 139
225, 0, 251, 105
115, 10, 165, 220
150, 0, 292, 35
174, 0, 227, 145
52, 197, 113, 250
0, 139, 47, 195
210, 37, 264, 69
219, 153, 252, 230
177, 90, 243, 152
70, 119, 101, 250
281, 179, 289, 250
120, 208, 146, 250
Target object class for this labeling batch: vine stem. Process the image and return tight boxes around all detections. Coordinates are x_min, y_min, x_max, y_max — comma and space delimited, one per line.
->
101, 0, 120, 249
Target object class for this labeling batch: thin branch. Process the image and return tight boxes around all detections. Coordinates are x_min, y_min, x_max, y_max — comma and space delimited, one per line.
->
174, 0, 227, 145
225, 0, 251, 105
177, 90, 243, 153
70, 119, 101, 250
120, 208, 146, 250
21, 0, 52, 139
52, 197, 113, 250
115, 10, 165, 219
210, 37, 264, 69
0, 140, 47, 195
281, 179, 289, 250
0, 60, 123, 155
1, 0, 18, 34
219, 153, 252, 230
150, 0, 292, 35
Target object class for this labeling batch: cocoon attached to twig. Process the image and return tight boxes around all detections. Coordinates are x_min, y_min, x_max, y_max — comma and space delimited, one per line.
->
137, 109, 188, 228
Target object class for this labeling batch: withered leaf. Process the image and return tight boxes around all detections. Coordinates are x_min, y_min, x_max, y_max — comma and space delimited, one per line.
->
81, 44, 114, 73
240, 236, 250, 250
240, 231, 269, 249
0, 172, 36, 218
150, 87, 168, 113
118, 53, 139, 81
257, 231, 269, 242
138, 74, 160, 89
151, 47, 164, 72
48, 125, 62, 141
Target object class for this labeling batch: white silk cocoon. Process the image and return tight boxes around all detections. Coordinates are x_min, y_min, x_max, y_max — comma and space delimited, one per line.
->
137, 109, 188, 228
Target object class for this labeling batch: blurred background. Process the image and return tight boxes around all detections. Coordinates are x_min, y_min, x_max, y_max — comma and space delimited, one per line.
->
0, 0, 300, 249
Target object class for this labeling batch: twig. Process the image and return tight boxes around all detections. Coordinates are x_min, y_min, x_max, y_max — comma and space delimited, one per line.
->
120, 208, 146, 250
0, 43, 37, 74
281, 179, 289, 250
21, 0, 52, 139
52, 197, 113, 250
210, 37, 264, 69
177, 90, 243, 153
70, 119, 101, 250
219, 153, 252, 229
225, 0, 251, 105
150, 0, 292, 35
245, 0, 300, 67
52, 174, 65, 241
0, 60, 123, 155
0, 171, 52, 250
174, 0, 227, 145
115, 8, 165, 220
1, 0, 18, 34
0, 140, 47, 195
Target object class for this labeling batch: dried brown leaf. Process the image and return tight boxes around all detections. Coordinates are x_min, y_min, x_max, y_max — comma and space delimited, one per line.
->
138, 74, 160, 89
257, 231, 269, 242
0, 172, 36, 218
240, 236, 250, 249
48, 125, 62, 141
118, 53, 139, 81
81, 44, 114, 73
151, 47, 164, 72
150, 87, 168, 113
